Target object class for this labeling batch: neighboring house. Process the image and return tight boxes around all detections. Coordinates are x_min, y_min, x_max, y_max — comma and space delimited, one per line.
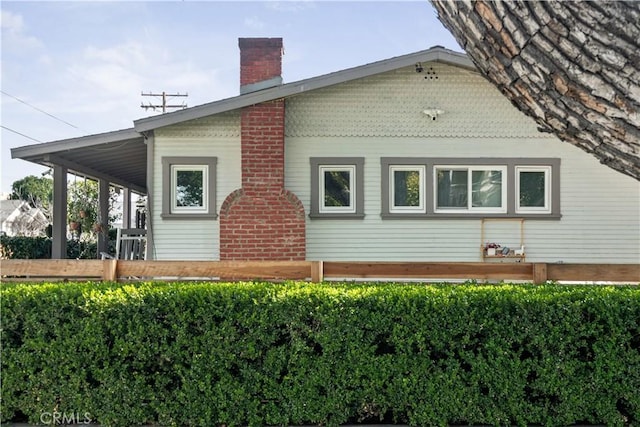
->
0, 200, 48, 237
12, 38, 640, 263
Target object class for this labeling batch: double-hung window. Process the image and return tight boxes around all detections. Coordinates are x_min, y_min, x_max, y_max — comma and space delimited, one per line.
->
162, 157, 217, 219
435, 166, 507, 213
310, 157, 364, 218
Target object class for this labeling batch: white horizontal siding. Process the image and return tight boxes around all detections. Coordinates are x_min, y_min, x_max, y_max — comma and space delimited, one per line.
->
151, 129, 241, 260
284, 64, 639, 263
148, 62, 640, 264
286, 137, 640, 263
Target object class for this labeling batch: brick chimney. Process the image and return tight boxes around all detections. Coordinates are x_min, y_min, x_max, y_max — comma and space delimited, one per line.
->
219, 38, 306, 261
239, 38, 283, 93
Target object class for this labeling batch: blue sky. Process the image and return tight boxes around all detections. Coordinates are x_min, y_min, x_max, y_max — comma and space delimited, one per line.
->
1, 1, 462, 194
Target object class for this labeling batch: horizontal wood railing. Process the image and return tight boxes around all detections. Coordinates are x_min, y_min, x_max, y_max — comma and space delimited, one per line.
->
1, 259, 638, 284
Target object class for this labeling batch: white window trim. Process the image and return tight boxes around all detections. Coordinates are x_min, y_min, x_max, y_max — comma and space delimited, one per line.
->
515, 166, 552, 214
171, 165, 208, 214
434, 165, 507, 214
389, 165, 425, 213
319, 165, 356, 214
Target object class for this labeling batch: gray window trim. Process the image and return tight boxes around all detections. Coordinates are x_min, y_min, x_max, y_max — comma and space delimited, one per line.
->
381, 157, 561, 220
161, 156, 218, 220
310, 157, 365, 219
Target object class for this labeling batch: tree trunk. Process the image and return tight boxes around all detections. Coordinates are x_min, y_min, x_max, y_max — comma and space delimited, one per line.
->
431, 0, 640, 181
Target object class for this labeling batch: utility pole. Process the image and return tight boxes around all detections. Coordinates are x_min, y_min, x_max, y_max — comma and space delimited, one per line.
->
140, 91, 188, 113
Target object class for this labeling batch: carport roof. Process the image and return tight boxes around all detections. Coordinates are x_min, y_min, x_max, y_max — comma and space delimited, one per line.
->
11, 128, 147, 194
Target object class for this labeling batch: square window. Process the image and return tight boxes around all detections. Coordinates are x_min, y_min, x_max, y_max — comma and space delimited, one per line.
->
390, 166, 425, 213
320, 166, 355, 213
172, 165, 207, 212
162, 157, 217, 219
516, 166, 551, 213
310, 158, 364, 218
471, 169, 503, 208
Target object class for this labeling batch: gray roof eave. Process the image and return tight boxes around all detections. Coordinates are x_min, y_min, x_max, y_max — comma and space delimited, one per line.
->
133, 47, 474, 133
11, 128, 142, 161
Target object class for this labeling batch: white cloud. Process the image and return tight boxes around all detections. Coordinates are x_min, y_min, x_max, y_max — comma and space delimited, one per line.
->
0, 10, 43, 50
244, 16, 266, 30
57, 39, 222, 122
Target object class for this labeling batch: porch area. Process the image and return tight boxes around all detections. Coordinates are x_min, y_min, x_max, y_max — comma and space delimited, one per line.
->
11, 128, 148, 259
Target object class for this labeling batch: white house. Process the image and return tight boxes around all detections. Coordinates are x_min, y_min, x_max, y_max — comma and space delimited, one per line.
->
12, 38, 640, 263
0, 200, 48, 237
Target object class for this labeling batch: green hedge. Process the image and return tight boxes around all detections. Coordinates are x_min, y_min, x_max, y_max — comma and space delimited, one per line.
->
2, 282, 639, 426
0, 232, 117, 259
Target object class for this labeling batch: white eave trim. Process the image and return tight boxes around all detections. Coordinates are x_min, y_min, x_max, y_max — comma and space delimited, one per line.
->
133, 47, 474, 133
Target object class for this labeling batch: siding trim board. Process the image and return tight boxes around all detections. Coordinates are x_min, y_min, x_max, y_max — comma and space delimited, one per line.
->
380, 157, 561, 219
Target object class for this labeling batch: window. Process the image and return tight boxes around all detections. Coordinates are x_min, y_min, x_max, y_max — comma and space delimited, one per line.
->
172, 165, 207, 212
320, 166, 355, 213
162, 157, 217, 219
389, 165, 425, 213
381, 158, 560, 219
310, 157, 364, 218
516, 166, 551, 213
435, 166, 507, 213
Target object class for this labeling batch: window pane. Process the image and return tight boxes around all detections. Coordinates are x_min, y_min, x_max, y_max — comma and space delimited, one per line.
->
393, 169, 421, 207
176, 170, 204, 207
472, 170, 502, 208
324, 170, 351, 207
520, 171, 546, 207
437, 169, 467, 208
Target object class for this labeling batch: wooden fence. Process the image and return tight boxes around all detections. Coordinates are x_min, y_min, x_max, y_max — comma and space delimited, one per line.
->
1, 259, 639, 284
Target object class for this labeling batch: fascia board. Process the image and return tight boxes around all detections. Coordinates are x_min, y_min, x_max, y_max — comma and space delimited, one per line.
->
11, 128, 142, 161
134, 47, 475, 132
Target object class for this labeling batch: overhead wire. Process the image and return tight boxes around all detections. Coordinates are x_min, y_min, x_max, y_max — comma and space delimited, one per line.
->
1, 89, 88, 133
0, 125, 42, 143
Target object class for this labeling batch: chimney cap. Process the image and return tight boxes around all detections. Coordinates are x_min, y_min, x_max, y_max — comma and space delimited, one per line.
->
238, 37, 283, 49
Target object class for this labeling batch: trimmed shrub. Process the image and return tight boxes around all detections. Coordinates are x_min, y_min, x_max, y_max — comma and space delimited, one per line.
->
0, 230, 117, 259
0, 235, 51, 259
1, 282, 639, 426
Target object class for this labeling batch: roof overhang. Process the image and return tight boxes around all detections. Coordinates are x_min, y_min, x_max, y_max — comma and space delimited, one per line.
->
11, 128, 147, 194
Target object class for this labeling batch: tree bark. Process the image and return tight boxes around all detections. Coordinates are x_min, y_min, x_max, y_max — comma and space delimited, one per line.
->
431, 0, 640, 181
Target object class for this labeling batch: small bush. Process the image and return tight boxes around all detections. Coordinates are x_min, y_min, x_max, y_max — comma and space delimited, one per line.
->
1, 282, 639, 426
0, 231, 116, 259
0, 235, 51, 259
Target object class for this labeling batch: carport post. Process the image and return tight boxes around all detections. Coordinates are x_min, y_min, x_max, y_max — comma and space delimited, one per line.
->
51, 165, 68, 259
97, 179, 110, 256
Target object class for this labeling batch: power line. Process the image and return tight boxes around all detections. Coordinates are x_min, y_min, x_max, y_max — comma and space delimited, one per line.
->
1, 90, 85, 132
1, 125, 42, 143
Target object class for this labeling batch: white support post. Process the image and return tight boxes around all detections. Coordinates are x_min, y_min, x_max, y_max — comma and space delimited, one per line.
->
122, 188, 131, 228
